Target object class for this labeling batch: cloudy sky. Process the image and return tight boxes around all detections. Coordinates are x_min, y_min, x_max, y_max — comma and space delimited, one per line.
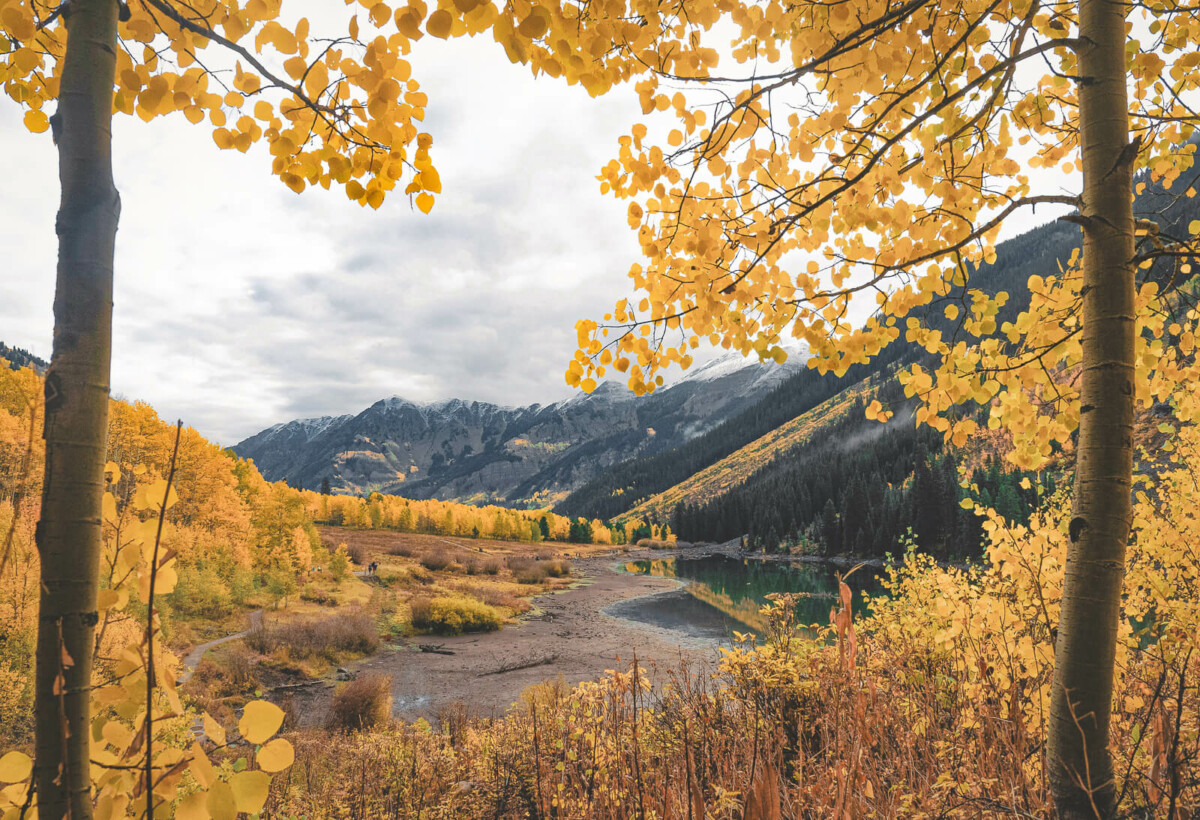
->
1, 33, 659, 446
1, 22, 1077, 448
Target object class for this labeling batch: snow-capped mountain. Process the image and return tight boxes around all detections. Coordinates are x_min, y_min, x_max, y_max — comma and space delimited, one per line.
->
232, 348, 807, 506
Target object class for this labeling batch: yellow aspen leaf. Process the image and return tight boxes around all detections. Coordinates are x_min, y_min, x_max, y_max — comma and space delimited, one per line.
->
0, 752, 32, 784
517, 9, 550, 39
206, 781, 237, 820
23, 109, 49, 133
395, 11, 423, 39
238, 700, 285, 744
133, 479, 177, 512
202, 715, 226, 747
96, 589, 123, 611
420, 167, 442, 193
174, 791, 209, 820
416, 192, 434, 213
256, 738, 295, 772
229, 771, 271, 814
155, 563, 179, 595
427, 9, 453, 38
369, 3, 392, 27
102, 492, 118, 524
283, 56, 307, 80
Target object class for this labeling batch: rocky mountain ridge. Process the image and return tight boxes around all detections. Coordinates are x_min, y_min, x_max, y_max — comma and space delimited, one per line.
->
233, 346, 807, 506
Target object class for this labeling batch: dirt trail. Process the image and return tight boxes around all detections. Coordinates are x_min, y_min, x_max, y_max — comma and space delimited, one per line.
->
288, 556, 719, 724
178, 609, 263, 684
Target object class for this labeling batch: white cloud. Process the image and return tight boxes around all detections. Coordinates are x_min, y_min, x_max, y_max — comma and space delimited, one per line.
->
1, 34, 647, 446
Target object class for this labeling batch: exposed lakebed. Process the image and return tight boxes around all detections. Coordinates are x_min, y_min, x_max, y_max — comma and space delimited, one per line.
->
612, 554, 884, 641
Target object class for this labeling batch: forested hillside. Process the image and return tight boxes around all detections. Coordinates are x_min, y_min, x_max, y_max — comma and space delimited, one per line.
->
0, 343, 46, 373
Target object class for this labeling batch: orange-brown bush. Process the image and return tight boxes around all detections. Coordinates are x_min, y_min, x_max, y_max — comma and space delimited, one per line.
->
419, 551, 453, 572
246, 610, 379, 661
327, 673, 393, 732
506, 556, 548, 584
542, 558, 571, 578
344, 540, 368, 565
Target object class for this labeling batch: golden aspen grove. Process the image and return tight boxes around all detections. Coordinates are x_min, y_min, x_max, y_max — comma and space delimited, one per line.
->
2, 0, 1200, 817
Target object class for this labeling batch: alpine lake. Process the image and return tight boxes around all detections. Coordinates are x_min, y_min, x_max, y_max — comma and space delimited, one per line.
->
611, 553, 885, 643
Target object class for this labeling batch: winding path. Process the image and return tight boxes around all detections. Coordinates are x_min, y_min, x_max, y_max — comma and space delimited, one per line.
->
178, 609, 263, 684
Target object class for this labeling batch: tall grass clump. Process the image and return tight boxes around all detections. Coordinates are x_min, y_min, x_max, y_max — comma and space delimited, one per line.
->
328, 673, 393, 732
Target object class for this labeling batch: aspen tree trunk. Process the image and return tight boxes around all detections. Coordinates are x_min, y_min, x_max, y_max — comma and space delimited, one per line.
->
1047, 0, 1135, 814
34, 0, 120, 817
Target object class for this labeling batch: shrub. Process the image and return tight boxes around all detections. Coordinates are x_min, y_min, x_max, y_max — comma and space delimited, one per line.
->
246, 611, 379, 660
506, 556, 548, 584
387, 543, 416, 557
516, 567, 547, 584
300, 586, 338, 607
328, 673, 392, 732
637, 538, 675, 550
420, 551, 452, 572
463, 557, 481, 575
406, 565, 434, 584
228, 566, 255, 606
345, 541, 368, 565
543, 559, 571, 578
408, 595, 433, 630
169, 564, 231, 617
263, 567, 299, 608
223, 644, 258, 689
506, 556, 534, 572
330, 545, 351, 580
481, 558, 502, 575
409, 595, 502, 635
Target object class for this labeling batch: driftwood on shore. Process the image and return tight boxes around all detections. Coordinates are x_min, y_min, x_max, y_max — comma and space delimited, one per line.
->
477, 653, 559, 677
272, 679, 326, 691
418, 643, 456, 655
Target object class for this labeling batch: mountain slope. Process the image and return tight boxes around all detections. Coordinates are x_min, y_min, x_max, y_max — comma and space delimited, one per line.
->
233, 349, 805, 505
614, 377, 875, 524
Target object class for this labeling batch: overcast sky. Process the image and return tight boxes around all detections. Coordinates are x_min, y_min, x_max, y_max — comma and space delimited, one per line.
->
0, 34, 667, 446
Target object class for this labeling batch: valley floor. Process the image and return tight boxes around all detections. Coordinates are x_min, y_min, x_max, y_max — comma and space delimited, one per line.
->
288, 554, 718, 724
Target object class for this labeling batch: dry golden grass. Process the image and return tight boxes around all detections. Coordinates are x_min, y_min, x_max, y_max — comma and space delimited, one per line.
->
318, 527, 615, 561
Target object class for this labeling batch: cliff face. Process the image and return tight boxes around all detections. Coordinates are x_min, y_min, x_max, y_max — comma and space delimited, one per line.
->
232, 348, 805, 506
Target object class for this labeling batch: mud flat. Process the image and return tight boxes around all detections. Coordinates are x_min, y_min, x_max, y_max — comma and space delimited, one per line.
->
287, 554, 720, 725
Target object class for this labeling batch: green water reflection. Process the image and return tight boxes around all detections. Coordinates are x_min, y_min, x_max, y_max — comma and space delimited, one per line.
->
622, 555, 882, 636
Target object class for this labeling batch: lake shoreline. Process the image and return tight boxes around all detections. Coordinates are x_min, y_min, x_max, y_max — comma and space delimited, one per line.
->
279, 553, 719, 726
